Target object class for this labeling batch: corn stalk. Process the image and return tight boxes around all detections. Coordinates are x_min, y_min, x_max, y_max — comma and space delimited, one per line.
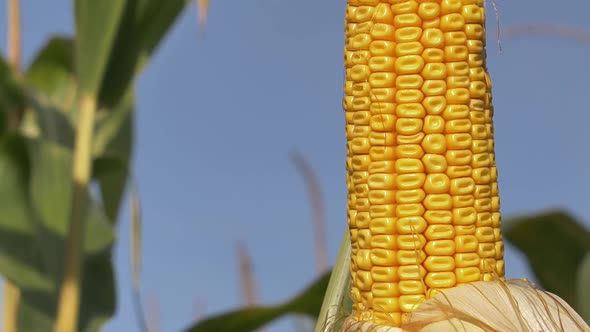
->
3, 1, 22, 331
54, 94, 97, 332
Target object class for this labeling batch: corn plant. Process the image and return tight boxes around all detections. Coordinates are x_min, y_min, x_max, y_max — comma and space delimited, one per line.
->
0, 0, 192, 331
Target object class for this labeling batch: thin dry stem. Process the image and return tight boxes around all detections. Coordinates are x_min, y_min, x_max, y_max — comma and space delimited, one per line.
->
196, 0, 208, 32
7, 0, 21, 69
131, 182, 142, 290
236, 240, 259, 306
290, 150, 329, 273
6, 0, 23, 128
502, 23, 590, 44
235, 241, 266, 331
146, 293, 161, 332
130, 181, 149, 332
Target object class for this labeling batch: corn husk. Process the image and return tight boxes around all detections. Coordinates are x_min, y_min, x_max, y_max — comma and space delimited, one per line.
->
331, 280, 590, 332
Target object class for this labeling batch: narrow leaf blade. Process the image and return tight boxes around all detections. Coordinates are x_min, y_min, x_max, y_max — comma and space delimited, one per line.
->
577, 252, 590, 324
315, 229, 351, 332
98, 0, 190, 107
75, 0, 126, 95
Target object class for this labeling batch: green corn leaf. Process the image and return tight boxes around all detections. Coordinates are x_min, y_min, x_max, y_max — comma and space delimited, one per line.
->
98, 0, 191, 107
186, 271, 332, 332
504, 209, 590, 310
0, 54, 26, 132
8, 92, 117, 331
25, 37, 76, 111
16, 248, 116, 332
74, 0, 126, 96
0, 133, 53, 292
92, 89, 134, 221
314, 229, 352, 332
577, 251, 590, 324
25, 37, 134, 222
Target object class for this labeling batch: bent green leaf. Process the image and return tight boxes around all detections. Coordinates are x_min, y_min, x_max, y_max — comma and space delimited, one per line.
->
504, 210, 590, 309
186, 271, 332, 332
26, 37, 76, 111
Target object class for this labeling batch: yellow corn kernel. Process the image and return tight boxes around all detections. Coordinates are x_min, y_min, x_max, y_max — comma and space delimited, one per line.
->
396, 41, 424, 56
396, 189, 426, 204
422, 153, 447, 172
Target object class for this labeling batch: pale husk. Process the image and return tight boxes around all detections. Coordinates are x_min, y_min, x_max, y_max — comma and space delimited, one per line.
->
340, 316, 404, 332
403, 280, 590, 332
329, 280, 590, 332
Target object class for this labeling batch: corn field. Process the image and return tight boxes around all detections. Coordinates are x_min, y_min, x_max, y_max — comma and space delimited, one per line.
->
0, 1, 589, 331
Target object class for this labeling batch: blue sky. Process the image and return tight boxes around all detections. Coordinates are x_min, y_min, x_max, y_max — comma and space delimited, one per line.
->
1, 1, 590, 331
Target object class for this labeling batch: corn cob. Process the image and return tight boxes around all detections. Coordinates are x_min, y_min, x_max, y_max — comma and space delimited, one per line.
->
343, 0, 503, 327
